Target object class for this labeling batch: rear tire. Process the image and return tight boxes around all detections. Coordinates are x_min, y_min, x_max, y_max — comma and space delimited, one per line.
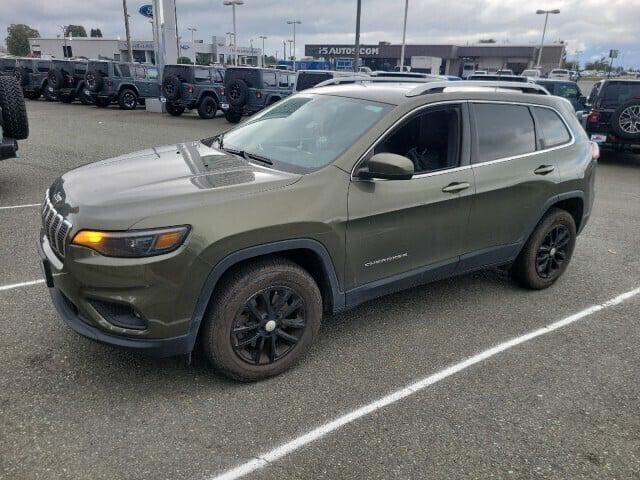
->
165, 102, 185, 116
510, 208, 576, 290
58, 93, 75, 103
201, 258, 322, 382
197, 96, 218, 119
95, 97, 110, 108
78, 89, 93, 105
42, 84, 57, 102
224, 109, 242, 124
24, 90, 41, 100
0, 76, 29, 140
117, 88, 138, 110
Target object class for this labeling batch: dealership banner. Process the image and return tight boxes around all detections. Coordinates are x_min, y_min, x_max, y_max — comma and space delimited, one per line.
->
305, 45, 381, 57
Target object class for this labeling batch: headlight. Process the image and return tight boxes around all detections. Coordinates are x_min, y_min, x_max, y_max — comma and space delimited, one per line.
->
71, 226, 190, 258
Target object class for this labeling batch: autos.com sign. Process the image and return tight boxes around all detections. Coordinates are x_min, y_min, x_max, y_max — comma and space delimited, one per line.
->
305, 45, 381, 57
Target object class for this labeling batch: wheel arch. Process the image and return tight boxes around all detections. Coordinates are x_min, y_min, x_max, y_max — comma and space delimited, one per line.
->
185, 239, 345, 352
197, 90, 220, 105
118, 83, 140, 96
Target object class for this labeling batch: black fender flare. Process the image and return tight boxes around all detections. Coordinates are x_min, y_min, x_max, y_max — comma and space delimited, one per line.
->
184, 239, 345, 352
118, 83, 140, 96
197, 90, 220, 106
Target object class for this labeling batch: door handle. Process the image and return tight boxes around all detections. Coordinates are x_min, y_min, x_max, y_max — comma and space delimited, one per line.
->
534, 165, 555, 175
442, 182, 471, 193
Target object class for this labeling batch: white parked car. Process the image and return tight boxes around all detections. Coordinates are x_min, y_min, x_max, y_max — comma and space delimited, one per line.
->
549, 69, 571, 80
521, 69, 542, 78
496, 69, 514, 76
473, 70, 488, 75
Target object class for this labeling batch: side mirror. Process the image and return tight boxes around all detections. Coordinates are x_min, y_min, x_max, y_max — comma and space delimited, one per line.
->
358, 153, 414, 180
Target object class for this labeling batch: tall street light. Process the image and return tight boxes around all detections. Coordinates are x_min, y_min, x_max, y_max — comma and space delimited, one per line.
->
187, 27, 197, 64
259, 35, 267, 67
535, 9, 560, 69
399, 0, 409, 70
122, 0, 133, 62
286, 20, 301, 70
223, 0, 244, 66
353, 0, 362, 72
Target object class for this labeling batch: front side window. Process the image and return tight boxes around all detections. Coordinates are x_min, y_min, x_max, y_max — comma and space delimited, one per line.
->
533, 107, 571, 148
118, 64, 131, 77
220, 94, 392, 173
473, 103, 536, 162
374, 105, 461, 174
134, 66, 146, 79
146, 67, 159, 80
557, 83, 579, 99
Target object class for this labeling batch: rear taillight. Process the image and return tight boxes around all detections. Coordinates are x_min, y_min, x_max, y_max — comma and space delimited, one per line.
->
589, 141, 600, 161
587, 111, 600, 124
106, 79, 112, 87
255, 90, 262, 98
187, 85, 194, 93
220, 87, 225, 96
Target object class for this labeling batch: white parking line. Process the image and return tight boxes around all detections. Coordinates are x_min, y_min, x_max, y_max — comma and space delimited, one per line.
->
0, 203, 40, 210
0, 279, 45, 292
208, 286, 640, 480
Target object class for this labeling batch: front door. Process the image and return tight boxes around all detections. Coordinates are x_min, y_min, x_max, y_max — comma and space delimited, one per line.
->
346, 103, 474, 297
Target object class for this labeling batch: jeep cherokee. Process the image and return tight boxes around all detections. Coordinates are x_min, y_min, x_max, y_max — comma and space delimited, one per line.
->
222, 67, 294, 123
85, 61, 160, 109
161, 64, 225, 119
39, 80, 598, 381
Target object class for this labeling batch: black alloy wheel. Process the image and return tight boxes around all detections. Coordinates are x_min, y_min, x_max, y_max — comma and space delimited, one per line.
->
535, 224, 570, 279
231, 286, 306, 366
118, 89, 137, 110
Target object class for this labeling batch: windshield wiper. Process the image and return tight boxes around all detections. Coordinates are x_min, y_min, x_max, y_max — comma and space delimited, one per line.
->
222, 147, 273, 166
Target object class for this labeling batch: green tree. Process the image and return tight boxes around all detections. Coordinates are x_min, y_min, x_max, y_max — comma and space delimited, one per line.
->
90, 28, 103, 38
65, 25, 87, 37
5, 24, 40, 56
264, 55, 277, 65
177, 56, 193, 64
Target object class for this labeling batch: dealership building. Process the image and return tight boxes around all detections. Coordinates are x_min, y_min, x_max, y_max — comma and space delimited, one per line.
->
28, 36, 261, 65
304, 42, 565, 75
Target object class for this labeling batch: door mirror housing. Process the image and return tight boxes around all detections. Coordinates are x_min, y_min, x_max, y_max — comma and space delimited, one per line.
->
358, 153, 414, 180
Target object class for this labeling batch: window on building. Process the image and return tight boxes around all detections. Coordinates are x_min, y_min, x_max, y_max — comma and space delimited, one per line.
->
374, 105, 462, 174
63, 46, 73, 58
533, 107, 571, 148
473, 103, 536, 162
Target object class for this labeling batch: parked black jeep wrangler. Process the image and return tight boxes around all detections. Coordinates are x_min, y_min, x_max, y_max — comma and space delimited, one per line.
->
14, 58, 57, 101
0, 75, 29, 160
222, 67, 295, 123
47, 59, 93, 104
161, 64, 225, 119
0, 58, 17, 78
85, 61, 160, 109
584, 79, 640, 149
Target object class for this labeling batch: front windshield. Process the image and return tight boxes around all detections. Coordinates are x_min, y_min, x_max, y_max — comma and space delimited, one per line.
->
220, 94, 393, 173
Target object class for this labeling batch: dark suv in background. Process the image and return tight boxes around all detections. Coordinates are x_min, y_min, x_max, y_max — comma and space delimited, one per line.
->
222, 67, 294, 123
161, 64, 225, 119
47, 59, 93, 104
85, 61, 160, 109
584, 79, 640, 149
14, 58, 57, 101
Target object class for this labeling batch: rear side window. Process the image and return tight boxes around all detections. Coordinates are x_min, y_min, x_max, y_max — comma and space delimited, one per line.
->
37, 62, 50, 72
74, 63, 87, 75
533, 107, 571, 148
296, 72, 332, 91
195, 67, 210, 83
213, 69, 224, 83
119, 64, 131, 77
263, 72, 277, 88
134, 66, 146, 79
473, 103, 536, 162
601, 82, 640, 108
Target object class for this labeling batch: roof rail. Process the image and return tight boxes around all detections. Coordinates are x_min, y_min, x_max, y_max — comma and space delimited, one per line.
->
314, 75, 437, 88
406, 80, 551, 97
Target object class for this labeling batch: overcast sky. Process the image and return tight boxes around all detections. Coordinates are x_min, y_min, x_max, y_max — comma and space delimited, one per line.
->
2, 0, 639, 67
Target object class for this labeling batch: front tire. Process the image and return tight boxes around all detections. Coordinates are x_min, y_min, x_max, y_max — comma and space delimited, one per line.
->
165, 102, 185, 116
224, 108, 242, 124
95, 97, 110, 108
202, 258, 322, 382
58, 93, 75, 103
118, 88, 138, 110
197, 96, 218, 119
511, 208, 577, 289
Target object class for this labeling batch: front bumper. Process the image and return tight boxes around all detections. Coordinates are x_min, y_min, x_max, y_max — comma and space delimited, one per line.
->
38, 233, 210, 357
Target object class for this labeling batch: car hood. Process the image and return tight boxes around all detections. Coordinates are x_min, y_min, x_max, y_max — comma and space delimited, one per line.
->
48, 141, 301, 230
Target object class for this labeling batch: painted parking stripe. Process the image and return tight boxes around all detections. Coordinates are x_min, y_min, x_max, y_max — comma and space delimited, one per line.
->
208, 286, 640, 480
0, 279, 45, 292
0, 203, 40, 210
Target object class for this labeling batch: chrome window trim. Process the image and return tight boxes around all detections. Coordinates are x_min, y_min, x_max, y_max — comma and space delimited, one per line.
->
350, 100, 465, 181
469, 100, 575, 168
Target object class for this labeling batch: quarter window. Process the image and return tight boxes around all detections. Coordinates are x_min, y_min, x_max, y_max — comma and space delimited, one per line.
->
473, 103, 536, 162
195, 68, 210, 83
119, 64, 131, 77
533, 107, 571, 148
374, 105, 461, 174
262, 72, 277, 87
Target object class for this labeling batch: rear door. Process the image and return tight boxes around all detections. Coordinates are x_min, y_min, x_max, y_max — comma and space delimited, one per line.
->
463, 102, 563, 270
133, 65, 148, 96
146, 66, 160, 97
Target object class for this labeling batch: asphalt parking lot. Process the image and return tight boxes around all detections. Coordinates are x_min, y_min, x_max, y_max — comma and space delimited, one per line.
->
1, 100, 639, 480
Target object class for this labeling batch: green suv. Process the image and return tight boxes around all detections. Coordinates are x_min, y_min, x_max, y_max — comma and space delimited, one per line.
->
160, 64, 225, 119
222, 67, 295, 123
84, 61, 160, 109
38, 80, 598, 381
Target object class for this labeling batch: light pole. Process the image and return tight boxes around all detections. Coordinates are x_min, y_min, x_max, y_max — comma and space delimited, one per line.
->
259, 35, 267, 67
286, 20, 301, 70
187, 27, 197, 64
59, 25, 68, 57
223, 0, 244, 66
288, 39, 294, 64
122, 0, 133, 62
353, 0, 362, 72
399, 0, 409, 70
535, 9, 560, 69
283, 40, 287, 61
250, 38, 254, 66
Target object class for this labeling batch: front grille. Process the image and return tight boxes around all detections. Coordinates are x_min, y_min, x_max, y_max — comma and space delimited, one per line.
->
42, 189, 72, 259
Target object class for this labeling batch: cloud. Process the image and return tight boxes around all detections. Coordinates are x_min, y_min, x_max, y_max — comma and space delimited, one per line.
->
1, 0, 639, 66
